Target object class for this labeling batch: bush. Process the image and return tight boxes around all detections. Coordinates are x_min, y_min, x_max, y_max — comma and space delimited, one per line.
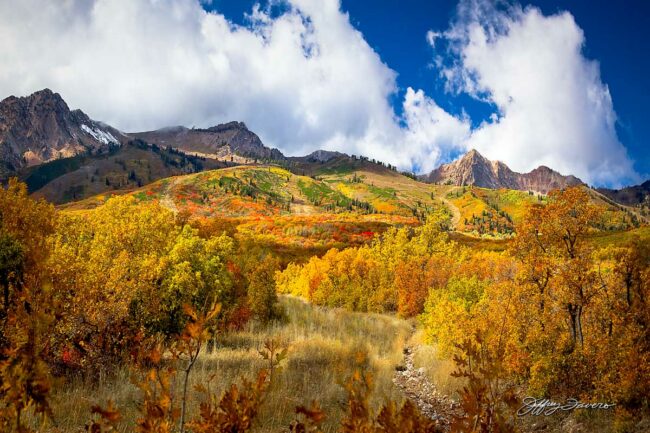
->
247, 255, 285, 324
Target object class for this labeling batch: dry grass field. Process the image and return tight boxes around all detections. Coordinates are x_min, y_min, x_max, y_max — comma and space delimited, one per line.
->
44, 296, 413, 432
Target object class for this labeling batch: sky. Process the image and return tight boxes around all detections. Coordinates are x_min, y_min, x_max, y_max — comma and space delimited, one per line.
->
0, 0, 647, 187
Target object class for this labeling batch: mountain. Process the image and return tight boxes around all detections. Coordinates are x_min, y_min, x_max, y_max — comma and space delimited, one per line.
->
0, 89, 127, 179
1, 89, 623, 212
0, 89, 286, 180
597, 180, 650, 207
421, 149, 583, 194
64, 159, 433, 222
0, 89, 288, 201
131, 122, 285, 162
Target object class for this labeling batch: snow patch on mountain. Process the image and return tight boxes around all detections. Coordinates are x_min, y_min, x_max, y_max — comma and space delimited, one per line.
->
81, 124, 118, 145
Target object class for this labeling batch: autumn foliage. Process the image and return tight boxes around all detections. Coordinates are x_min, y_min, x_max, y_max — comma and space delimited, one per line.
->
279, 187, 650, 419
0, 178, 648, 431
277, 209, 455, 316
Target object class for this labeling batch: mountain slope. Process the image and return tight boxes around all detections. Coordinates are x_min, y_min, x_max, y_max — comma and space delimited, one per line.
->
60, 165, 426, 256
597, 180, 650, 207
0, 89, 126, 178
132, 122, 285, 162
421, 149, 583, 194
25, 140, 226, 204
67, 162, 435, 219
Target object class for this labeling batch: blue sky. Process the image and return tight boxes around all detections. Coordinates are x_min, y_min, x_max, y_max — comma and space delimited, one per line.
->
206, 0, 649, 183
0, 0, 646, 186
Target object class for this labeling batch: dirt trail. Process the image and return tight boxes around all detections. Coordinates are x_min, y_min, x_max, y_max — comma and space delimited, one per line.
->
439, 196, 461, 228
393, 346, 461, 429
290, 198, 318, 215
160, 177, 182, 214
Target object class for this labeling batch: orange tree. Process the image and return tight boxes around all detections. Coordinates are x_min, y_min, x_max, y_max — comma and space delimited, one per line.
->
509, 187, 649, 406
277, 211, 454, 315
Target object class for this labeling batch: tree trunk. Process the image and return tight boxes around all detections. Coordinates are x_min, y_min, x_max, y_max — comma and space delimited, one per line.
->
567, 303, 583, 349
576, 305, 584, 347
179, 367, 190, 433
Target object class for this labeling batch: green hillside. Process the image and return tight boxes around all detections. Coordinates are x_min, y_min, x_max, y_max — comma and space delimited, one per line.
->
61, 158, 646, 244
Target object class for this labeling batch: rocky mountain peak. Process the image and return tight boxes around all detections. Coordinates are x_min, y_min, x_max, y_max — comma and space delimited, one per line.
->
463, 148, 485, 161
205, 121, 248, 133
421, 149, 583, 194
0, 89, 122, 178
30, 87, 64, 102
133, 120, 285, 162
1, 88, 65, 118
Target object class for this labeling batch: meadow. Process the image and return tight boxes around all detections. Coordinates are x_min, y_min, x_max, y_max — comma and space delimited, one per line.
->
43, 296, 413, 433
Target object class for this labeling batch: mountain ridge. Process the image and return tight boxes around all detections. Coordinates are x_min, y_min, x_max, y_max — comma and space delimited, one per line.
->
2, 89, 644, 206
597, 180, 650, 207
131, 121, 285, 162
420, 149, 584, 194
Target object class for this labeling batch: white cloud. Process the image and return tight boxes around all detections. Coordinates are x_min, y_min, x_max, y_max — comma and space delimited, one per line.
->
0, 0, 465, 173
434, 0, 639, 186
0, 0, 638, 185
402, 88, 470, 173
426, 30, 442, 48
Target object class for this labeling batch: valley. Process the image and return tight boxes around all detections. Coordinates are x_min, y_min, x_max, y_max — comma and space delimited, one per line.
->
2, 0, 649, 427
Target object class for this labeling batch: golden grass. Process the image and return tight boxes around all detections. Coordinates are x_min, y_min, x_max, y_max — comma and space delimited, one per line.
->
588, 226, 650, 247
45, 296, 412, 432
408, 329, 465, 400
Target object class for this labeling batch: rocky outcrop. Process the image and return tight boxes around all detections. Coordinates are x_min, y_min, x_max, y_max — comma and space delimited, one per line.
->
393, 346, 460, 428
0, 89, 125, 178
518, 165, 584, 193
301, 149, 346, 163
421, 149, 583, 194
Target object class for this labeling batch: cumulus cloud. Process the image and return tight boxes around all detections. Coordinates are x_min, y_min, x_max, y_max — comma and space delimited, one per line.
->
433, 0, 639, 186
0, 0, 638, 185
402, 88, 470, 173
0, 0, 467, 172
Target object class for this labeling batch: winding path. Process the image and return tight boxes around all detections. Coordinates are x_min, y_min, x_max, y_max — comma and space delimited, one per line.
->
392, 346, 461, 429
439, 196, 461, 229
160, 177, 182, 214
